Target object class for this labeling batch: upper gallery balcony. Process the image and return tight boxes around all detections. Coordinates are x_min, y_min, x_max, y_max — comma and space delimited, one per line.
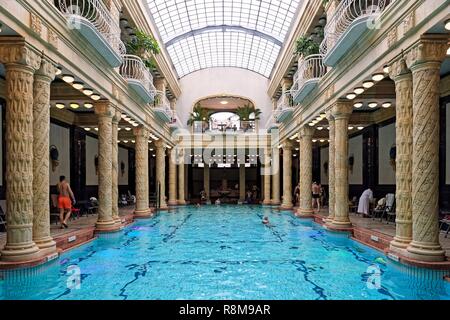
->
168, 110, 182, 131
291, 54, 327, 104
320, 0, 390, 67
57, 0, 126, 67
152, 91, 174, 123
274, 91, 295, 123
120, 55, 156, 103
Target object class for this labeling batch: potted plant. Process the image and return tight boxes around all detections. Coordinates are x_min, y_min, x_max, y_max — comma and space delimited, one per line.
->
235, 104, 262, 132
125, 28, 160, 70
187, 103, 211, 132
294, 36, 320, 58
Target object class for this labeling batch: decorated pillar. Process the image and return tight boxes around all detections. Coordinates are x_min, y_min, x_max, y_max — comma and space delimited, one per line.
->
389, 58, 413, 253
324, 112, 336, 222
405, 36, 448, 262
168, 148, 178, 206
297, 127, 314, 216
263, 148, 272, 205
178, 149, 186, 205
0, 41, 42, 262
111, 110, 122, 225
271, 147, 281, 205
281, 140, 293, 210
155, 140, 168, 210
134, 126, 151, 217
32, 57, 57, 254
94, 101, 119, 232
328, 100, 353, 229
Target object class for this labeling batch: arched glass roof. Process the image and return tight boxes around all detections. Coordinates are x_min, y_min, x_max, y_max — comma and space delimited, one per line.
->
146, 0, 302, 78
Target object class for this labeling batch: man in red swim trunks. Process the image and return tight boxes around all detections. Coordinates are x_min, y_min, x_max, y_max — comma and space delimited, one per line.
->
57, 176, 76, 229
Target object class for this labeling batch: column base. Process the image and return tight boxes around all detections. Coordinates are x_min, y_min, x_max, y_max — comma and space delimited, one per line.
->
33, 237, 57, 256
262, 199, 272, 206
296, 208, 314, 218
325, 220, 353, 231
178, 200, 187, 205
95, 220, 121, 233
389, 236, 412, 255
405, 241, 446, 262
271, 200, 280, 206
158, 205, 169, 211
134, 208, 152, 219
168, 200, 178, 206
280, 203, 293, 211
0, 242, 41, 263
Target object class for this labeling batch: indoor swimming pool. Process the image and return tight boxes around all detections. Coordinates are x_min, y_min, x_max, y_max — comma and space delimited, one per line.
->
1, 205, 449, 300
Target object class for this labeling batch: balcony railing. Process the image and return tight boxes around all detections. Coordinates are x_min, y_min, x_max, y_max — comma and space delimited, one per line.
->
274, 91, 295, 123
120, 55, 155, 103
320, 0, 389, 66
291, 54, 327, 103
152, 91, 174, 123
58, 0, 126, 66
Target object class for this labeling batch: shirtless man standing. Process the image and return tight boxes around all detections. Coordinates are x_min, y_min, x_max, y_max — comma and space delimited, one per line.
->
57, 176, 76, 229
312, 182, 321, 212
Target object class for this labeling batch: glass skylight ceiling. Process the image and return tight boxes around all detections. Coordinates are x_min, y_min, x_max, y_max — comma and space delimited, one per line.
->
146, 0, 302, 78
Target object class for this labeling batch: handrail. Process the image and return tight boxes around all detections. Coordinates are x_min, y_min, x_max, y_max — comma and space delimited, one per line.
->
320, 0, 389, 55
58, 0, 126, 56
120, 55, 155, 93
152, 90, 174, 119
292, 54, 326, 95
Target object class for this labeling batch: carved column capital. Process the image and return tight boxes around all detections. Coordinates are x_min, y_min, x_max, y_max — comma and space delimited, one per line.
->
331, 100, 353, 120
94, 101, 114, 118
389, 57, 412, 81
283, 139, 293, 150
133, 125, 150, 139
112, 110, 122, 124
154, 139, 165, 150
0, 39, 41, 71
405, 35, 448, 69
35, 57, 57, 82
300, 125, 315, 138
325, 110, 334, 122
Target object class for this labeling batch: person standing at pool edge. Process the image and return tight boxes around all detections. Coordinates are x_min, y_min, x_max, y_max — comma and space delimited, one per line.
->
312, 182, 321, 212
57, 175, 76, 229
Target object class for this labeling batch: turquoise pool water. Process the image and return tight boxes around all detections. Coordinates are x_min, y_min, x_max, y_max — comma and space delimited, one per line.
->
1, 205, 449, 300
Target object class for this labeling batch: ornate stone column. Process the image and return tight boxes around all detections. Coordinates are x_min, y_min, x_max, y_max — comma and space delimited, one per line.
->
389, 58, 413, 253
168, 148, 178, 206
263, 148, 272, 205
134, 126, 151, 218
271, 147, 281, 206
328, 100, 353, 229
297, 127, 314, 216
281, 140, 293, 210
178, 150, 186, 205
324, 112, 336, 222
111, 110, 121, 225
94, 102, 119, 232
239, 164, 246, 203
32, 57, 57, 255
155, 140, 168, 210
405, 36, 448, 262
0, 42, 41, 262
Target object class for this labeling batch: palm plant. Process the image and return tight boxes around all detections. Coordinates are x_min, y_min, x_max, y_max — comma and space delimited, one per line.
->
235, 104, 262, 121
294, 36, 320, 57
187, 103, 211, 126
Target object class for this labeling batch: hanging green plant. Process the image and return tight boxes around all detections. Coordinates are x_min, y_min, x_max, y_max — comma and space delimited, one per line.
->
235, 104, 262, 121
294, 36, 320, 57
125, 28, 160, 70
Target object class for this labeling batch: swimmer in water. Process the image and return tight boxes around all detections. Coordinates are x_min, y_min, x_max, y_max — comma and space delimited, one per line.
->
262, 216, 269, 225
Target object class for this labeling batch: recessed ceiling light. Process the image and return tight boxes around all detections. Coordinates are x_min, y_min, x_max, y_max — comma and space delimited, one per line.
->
121, 114, 128, 119
55, 103, 65, 109
357, 126, 364, 130
368, 102, 378, 109
62, 75, 75, 83
372, 73, 385, 82
346, 93, 357, 100
91, 94, 101, 101
447, 46, 450, 56
354, 87, 365, 95
84, 103, 93, 109
317, 126, 323, 130
354, 102, 363, 109
445, 19, 450, 31
383, 65, 390, 74
319, 139, 325, 143
220, 101, 229, 105
125, 127, 131, 131
312, 139, 317, 143
70, 102, 80, 109
362, 81, 374, 89
348, 126, 354, 130
132, 122, 139, 127
83, 88, 93, 96
55, 67, 62, 76
309, 122, 315, 127
123, 140, 129, 144
94, 127, 98, 131
382, 102, 392, 108
84, 127, 91, 131
72, 82, 84, 90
